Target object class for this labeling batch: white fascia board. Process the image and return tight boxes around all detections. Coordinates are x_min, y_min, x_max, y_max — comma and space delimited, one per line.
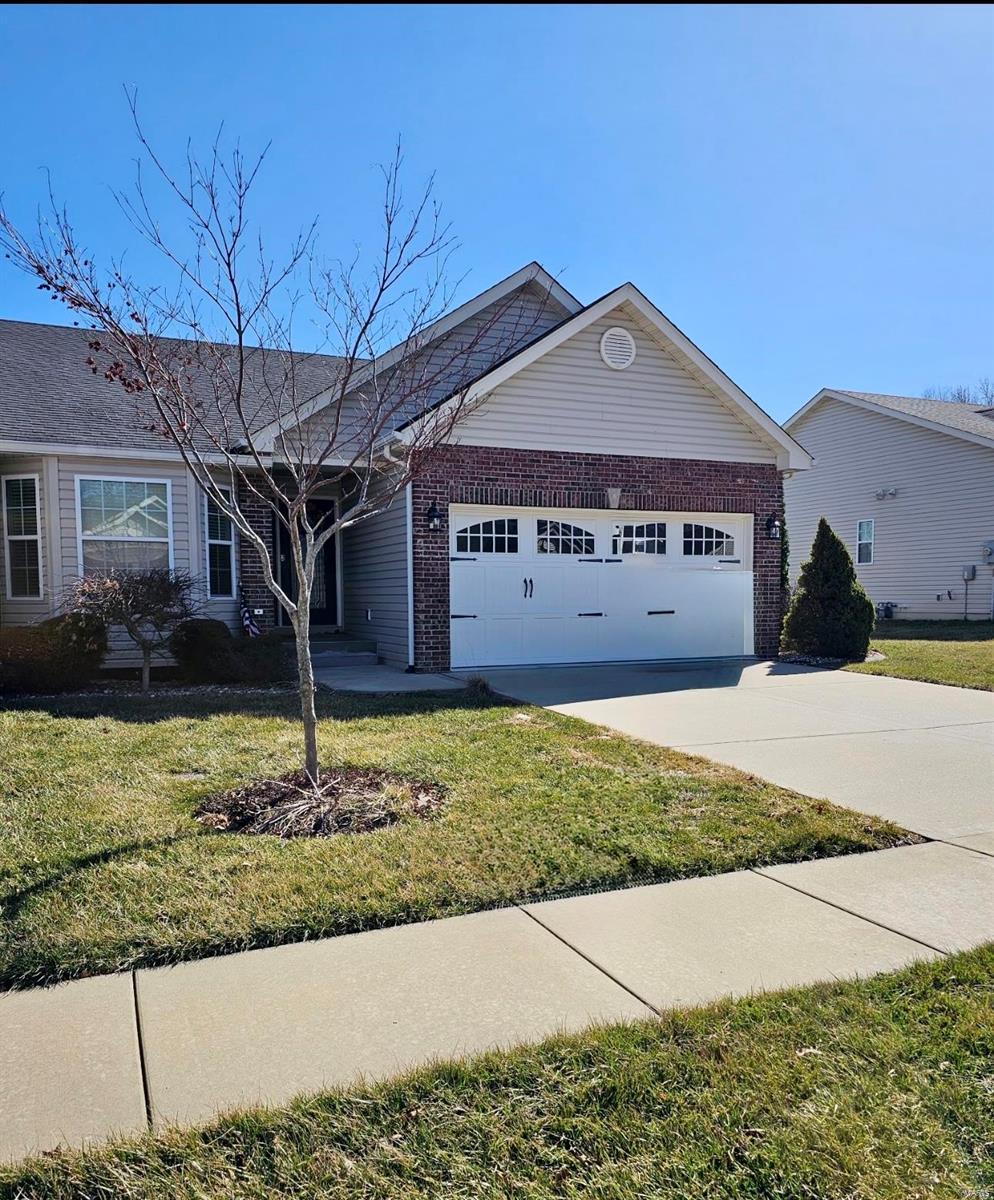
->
398, 282, 813, 472
0, 439, 354, 471
786, 388, 994, 451
253, 262, 582, 452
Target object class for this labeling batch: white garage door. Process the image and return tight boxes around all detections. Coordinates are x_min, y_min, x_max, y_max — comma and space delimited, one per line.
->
449, 507, 755, 668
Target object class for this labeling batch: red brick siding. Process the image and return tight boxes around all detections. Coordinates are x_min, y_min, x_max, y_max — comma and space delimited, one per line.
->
236, 480, 278, 631
411, 446, 784, 670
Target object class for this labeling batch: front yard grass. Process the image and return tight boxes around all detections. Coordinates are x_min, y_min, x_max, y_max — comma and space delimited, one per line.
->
4, 945, 991, 1199
0, 689, 912, 991
846, 619, 994, 690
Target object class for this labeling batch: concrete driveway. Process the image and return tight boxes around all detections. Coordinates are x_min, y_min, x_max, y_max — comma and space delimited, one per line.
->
466, 661, 994, 841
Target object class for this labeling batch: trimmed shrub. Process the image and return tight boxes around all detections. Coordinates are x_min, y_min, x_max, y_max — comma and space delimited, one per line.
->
782, 518, 875, 660
0, 612, 107, 693
170, 618, 291, 684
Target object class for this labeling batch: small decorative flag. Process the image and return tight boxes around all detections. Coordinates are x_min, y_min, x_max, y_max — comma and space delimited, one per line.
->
239, 588, 261, 638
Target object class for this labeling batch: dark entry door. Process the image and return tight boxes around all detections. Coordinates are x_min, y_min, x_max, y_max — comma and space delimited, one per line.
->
277, 500, 338, 626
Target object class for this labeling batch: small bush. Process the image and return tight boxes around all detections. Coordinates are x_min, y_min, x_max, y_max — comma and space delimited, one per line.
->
782, 518, 875, 660
170, 618, 290, 684
0, 612, 107, 693
67, 569, 199, 692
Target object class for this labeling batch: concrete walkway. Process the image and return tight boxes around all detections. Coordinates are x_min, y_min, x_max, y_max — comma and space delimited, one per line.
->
466, 661, 994, 839
2, 840, 992, 1164
315, 662, 466, 693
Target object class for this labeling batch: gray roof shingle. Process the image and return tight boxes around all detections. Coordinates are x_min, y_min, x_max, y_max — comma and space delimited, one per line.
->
834, 390, 994, 443
0, 318, 353, 453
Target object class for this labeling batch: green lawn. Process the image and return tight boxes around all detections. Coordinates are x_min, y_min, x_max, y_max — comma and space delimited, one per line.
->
846, 620, 994, 690
4, 945, 991, 1200
0, 689, 911, 991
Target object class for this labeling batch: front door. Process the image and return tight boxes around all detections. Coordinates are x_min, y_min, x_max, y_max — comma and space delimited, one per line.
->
277, 500, 338, 626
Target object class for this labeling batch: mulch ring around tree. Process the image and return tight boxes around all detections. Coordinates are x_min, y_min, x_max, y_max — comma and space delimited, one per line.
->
195, 767, 446, 838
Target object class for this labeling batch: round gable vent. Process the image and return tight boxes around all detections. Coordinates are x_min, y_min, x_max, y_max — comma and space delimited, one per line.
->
599, 326, 637, 370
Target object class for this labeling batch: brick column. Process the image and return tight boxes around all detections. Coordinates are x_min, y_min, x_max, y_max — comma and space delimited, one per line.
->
236, 479, 278, 632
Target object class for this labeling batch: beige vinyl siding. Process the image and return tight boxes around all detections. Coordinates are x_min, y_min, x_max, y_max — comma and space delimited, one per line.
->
0, 454, 54, 626
341, 472, 410, 667
785, 398, 994, 619
454, 308, 777, 464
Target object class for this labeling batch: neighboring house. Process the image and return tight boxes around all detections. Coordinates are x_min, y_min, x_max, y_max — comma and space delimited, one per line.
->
784, 389, 994, 621
0, 262, 810, 671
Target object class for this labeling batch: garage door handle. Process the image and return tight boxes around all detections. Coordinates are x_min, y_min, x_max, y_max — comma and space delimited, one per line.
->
579, 558, 602, 563
605, 558, 622, 563
577, 612, 604, 617
647, 610, 675, 615
451, 614, 478, 619
718, 559, 740, 564
450, 556, 477, 562
528, 577, 534, 598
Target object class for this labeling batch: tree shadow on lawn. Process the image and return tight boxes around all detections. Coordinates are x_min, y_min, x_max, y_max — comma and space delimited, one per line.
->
1, 833, 198, 925
1, 687, 510, 726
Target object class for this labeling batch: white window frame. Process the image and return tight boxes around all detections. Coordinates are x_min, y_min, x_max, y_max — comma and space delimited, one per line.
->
857, 518, 874, 566
2, 473, 43, 599
204, 488, 237, 598
75, 475, 174, 575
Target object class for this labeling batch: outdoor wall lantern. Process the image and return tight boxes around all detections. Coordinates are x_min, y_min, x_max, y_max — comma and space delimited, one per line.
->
426, 502, 443, 532
765, 514, 782, 541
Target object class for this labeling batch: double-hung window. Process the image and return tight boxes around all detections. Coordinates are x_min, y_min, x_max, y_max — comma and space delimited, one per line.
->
77, 477, 171, 574
857, 519, 874, 565
2, 475, 42, 598
206, 489, 236, 597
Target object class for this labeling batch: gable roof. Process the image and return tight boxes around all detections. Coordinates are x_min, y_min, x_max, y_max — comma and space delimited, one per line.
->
253, 261, 582, 451
397, 282, 813, 471
0, 261, 579, 461
786, 388, 994, 451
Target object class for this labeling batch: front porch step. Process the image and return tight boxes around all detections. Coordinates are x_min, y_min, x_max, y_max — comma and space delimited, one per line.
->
311, 650, 379, 668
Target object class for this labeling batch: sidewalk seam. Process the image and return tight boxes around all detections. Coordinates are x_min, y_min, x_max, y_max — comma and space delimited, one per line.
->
515, 904, 662, 1017
748, 869, 950, 957
673, 719, 994, 749
131, 971, 153, 1129
935, 837, 994, 860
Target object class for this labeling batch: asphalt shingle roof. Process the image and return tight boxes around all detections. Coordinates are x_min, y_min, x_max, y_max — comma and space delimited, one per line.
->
834, 390, 994, 443
0, 318, 353, 453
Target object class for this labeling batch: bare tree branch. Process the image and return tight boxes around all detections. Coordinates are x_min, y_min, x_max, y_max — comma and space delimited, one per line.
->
0, 111, 559, 781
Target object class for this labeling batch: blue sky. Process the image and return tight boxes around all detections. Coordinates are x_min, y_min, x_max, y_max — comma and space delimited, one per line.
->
1, 3, 991, 422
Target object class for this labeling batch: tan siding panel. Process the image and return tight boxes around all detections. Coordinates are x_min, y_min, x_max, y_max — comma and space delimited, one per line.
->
455, 310, 777, 464
785, 398, 994, 619
341, 472, 409, 667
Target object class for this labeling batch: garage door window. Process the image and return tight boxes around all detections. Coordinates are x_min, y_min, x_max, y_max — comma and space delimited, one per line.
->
455, 518, 518, 554
683, 523, 735, 557
613, 522, 666, 555
537, 519, 595, 555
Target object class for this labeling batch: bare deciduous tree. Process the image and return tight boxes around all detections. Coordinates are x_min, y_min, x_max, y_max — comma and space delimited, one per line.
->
0, 98, 554, 782
922, 377, 994, 406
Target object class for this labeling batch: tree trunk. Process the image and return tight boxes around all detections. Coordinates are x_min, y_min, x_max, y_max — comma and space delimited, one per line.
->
141, 647, 152, 694
293, 604, 320, 785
